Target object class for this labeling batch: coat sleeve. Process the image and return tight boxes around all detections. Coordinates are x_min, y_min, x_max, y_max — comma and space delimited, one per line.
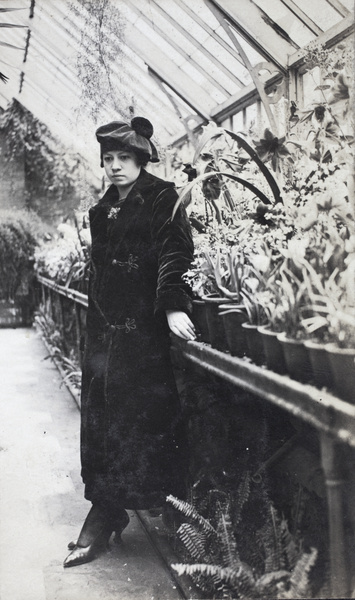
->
150, 186, 194, 316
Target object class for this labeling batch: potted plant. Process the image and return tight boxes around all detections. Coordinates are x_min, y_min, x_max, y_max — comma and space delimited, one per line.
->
239, 273, 267, 367
199, 249, 233, 350
273, 264, 313, 383
257, 285, 288, 375
216, 246, 249, 357
300, 263, 336, 390
324, 261, 355, 403
182, 254, 214, 343
303, 266, 355, 403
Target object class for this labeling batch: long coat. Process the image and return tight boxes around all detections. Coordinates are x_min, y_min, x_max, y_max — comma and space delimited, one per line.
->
80, 168, 194, 512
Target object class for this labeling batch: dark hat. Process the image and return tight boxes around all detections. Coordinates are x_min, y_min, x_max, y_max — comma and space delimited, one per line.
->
96, 117, 159, 166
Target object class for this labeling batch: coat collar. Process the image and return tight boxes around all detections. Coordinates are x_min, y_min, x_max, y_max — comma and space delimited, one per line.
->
91, 169, 174, 214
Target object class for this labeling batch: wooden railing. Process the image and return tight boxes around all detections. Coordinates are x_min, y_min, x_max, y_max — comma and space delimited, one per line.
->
37, 275, 355, 598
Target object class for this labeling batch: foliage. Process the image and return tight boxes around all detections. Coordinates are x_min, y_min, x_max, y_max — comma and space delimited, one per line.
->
180, 36, 354, 345
35, 302, 82, 392
0, 100, 93, 208
168, 478, 318, 599
35, 221, 91, 293
0, 208, 48, 301
69, 0, 127, 123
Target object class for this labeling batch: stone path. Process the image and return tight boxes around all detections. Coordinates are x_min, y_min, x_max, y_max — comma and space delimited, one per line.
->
0, 327, 184, 600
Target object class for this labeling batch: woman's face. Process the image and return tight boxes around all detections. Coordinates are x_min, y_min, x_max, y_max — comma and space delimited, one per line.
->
103, 149, 141, 191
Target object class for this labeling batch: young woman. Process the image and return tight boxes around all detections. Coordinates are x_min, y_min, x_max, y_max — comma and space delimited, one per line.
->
64, 117, 195, 567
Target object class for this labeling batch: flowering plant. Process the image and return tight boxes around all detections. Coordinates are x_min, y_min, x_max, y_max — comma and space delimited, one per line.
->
35, 222, 91, 292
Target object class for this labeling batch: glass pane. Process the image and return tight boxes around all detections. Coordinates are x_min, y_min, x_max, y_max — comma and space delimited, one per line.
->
190, 49, 242, 95
232, 111, 245, 133
154, 0, 209, 45
252, 0, 319, 45
231, 27, 267, 67
133, 19, 185, 66
204, 36, 252, 86
339, 0, 355, 10
180, 61, 228, 103
294, 0, 343, 29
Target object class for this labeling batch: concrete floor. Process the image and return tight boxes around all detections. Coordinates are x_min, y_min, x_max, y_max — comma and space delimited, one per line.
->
0, 328, 183, 600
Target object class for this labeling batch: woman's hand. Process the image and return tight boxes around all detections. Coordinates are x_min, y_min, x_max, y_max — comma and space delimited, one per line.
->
166, 310, 196, 341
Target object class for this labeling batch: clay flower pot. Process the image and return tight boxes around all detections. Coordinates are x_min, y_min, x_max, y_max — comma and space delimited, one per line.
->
192, 299, 210, 343
219, 304, 248, 358
325, 343, 355, 404
202, 295, 232, 351
303, 339, 333, 390
277, 332, 312, 383
241, 322, 265, 366
258, 325, 287, 374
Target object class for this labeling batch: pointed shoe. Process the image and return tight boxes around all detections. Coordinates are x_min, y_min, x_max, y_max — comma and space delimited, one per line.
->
68, 512, 130, 549
63, 527, 112, 568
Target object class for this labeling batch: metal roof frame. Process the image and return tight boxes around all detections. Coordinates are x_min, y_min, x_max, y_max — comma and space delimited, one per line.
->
0, 0, 353, 165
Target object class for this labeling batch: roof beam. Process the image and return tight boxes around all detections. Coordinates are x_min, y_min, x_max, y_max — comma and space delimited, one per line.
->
288, 14, 354, 68
124, 21, 213, 120
246, 0, 300, 49
204, 0, 279, 134
280, 0, 324, 35
121, 54, 194, 131
325, 0, 351, 17
124, 0, 235, 95
148, 67, 199, 148
210, 70, 283, 119
210, 0, 293, 69
177, 0, 246, 69
37, 0, 183, 134
145, 0, 244, 88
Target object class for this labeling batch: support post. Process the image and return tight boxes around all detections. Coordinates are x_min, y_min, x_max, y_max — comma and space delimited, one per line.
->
320, 432, 350, 598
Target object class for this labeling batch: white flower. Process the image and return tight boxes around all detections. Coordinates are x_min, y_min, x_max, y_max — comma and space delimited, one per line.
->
250, 254, 271, 274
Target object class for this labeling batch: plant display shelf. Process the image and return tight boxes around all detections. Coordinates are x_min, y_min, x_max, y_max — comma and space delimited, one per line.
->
172, 336, 355, 447
36, 275, 354, 597
37, 275, 88, 308
171, 335, 355, 599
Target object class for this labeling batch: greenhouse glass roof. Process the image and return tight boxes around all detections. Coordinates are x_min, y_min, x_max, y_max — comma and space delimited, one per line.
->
0, 0, 353, 170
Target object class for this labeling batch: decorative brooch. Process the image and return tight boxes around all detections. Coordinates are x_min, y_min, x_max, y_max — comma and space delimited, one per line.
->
108, 206, 121, 220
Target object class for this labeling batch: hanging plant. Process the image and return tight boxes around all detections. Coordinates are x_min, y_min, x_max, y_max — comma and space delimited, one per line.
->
69, 0, 127, 122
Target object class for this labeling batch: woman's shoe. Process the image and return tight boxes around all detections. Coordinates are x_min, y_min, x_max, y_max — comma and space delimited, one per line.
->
63, 524, 113, 568
66, 508, 130, 552
112, 509, 130, 545
63, 505, 113, 568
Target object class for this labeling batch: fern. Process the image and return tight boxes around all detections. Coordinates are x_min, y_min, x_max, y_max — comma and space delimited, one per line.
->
287, 547, 318, 598
216, 505, 240, 567
177, 523, 209, 562
255, 570, 290, 597
257, 505, 286, 573
169, 482, 320, 599
167, 495, 216, 536
232, 471, 251, 527
171, 563, 255, 598
280, 515, 299, 571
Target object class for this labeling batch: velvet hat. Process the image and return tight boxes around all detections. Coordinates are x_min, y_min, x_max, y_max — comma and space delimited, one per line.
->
96, 117, 159, 166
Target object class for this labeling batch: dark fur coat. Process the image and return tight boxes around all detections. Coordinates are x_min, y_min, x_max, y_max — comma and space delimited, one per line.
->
80, 169, 194, 511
